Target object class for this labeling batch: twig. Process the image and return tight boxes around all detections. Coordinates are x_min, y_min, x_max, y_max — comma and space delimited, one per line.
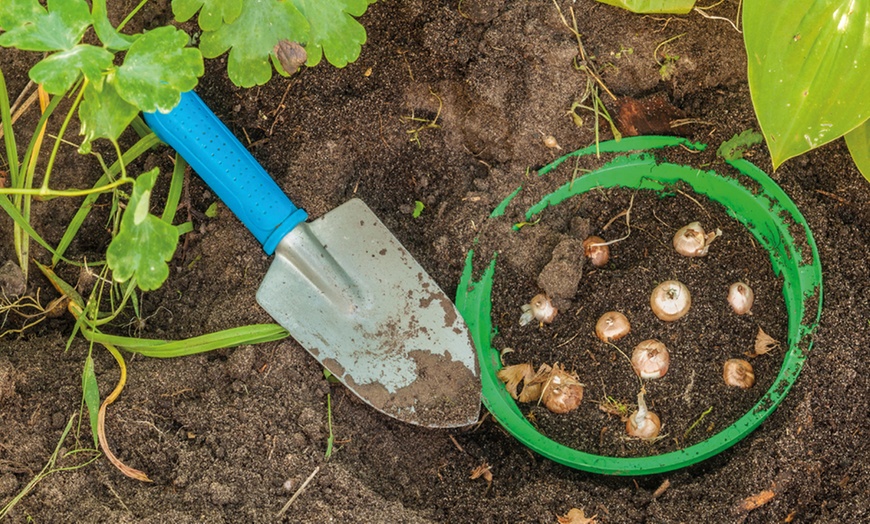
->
276, 466, 320, 518
448, 434, 465, 453
677, 188, 711, 217
653, 479, 671, 499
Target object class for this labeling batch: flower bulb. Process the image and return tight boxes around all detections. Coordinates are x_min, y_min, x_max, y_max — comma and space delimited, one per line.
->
583, 236, 610, 267
650, 280, 691, 321
723, 359, 755, 388
727, 282, 754, 315
595, 311, 630, 342
673, 221, 720, 257
631, 339, 670, 379
519, 293, 557, 326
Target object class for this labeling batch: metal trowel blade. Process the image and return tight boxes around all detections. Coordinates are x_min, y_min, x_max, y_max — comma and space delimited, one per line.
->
256, 198, 481, 428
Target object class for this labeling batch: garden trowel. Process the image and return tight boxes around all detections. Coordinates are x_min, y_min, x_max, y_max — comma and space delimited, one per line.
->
143, 91, 480, 428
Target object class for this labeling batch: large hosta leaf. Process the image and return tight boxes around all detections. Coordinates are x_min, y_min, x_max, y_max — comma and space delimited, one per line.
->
744, 0, 870, 169
845, 120, 870, 182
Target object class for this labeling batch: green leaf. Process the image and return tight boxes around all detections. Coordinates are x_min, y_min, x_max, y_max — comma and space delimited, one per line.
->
28, 44, 114, 94
115, 26, 204, 113
744, 0, 870, 169
292, 0, 376, 67
0, 0, 91, 51
845, 120, 870, 183
594, 0, 695, 14
199, 0, 309, 87
106, 168, 180, 291
82, 355, 101, 448
172, 0, 243, 31
91, 0, 136, 51
717, 129, 764, 161
78, 80, 139, 153
412, 200, 425, 218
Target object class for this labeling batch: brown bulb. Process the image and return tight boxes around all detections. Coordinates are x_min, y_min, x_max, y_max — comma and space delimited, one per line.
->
631, 339, 670, 379
595, 311, 630, 342
723, 359, 755, 388
542, 366, 584, 414
583, 236, 610, 267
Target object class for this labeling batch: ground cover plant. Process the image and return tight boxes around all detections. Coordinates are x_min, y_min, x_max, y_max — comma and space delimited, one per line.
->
0, 0, 867, 522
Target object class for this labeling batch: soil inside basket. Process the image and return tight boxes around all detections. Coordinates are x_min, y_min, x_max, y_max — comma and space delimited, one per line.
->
487, 165, 789, 458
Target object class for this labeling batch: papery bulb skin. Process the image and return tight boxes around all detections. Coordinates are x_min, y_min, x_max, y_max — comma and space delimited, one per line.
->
728, 282, 754, 315
650, 280, 691, 321
595, 311, 631, 342
631, 339, 670, 379
583, 236, 610, 267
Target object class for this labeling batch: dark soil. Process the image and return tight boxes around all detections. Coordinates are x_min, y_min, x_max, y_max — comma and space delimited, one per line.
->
2, 1, 869, 523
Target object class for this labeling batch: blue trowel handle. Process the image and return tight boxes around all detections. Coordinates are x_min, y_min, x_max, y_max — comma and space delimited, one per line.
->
143, 91, 308, 255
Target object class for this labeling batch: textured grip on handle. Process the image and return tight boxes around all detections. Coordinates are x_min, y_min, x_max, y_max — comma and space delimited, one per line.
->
143, 91, 307, 255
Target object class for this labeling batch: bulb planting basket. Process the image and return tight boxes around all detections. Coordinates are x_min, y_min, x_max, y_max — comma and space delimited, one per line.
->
456, 136, 823, 475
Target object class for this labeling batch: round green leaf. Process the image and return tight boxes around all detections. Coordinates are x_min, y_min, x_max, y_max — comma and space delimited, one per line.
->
0, 0, 91, 52
172, 0, 243, 31
115, 26, 204, 113
28, 44, 114, 94
106, 168, 180, 291
744, 0, 870, 169
292, 0, 376, 68
78, 80, 139, 153
199, 0, 309, 87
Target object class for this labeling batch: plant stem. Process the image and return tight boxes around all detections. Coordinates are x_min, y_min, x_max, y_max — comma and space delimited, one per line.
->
117, 0, 150, 31
41, 84, 85, 192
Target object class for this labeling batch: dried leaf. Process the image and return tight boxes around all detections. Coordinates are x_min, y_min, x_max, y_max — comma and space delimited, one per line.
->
747, 327, 780, 358
614, 92, 689, 137
496, 363, 533, 400
557, 508, 598, 524
520, 363, 553, 403
469, 463, 492, 484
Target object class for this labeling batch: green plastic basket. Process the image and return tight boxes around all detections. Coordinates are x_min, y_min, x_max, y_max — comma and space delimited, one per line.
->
456, 136, 823, 475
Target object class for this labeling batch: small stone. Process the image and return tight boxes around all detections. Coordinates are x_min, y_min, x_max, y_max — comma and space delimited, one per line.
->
0, 261, 26, 296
